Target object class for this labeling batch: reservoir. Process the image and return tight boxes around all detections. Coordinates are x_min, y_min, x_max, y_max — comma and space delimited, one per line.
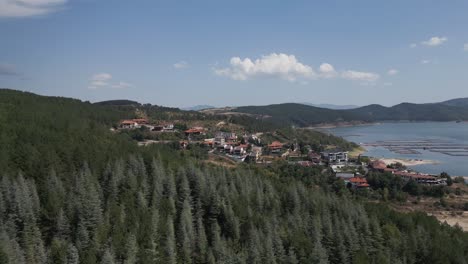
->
328, 122, 468, 176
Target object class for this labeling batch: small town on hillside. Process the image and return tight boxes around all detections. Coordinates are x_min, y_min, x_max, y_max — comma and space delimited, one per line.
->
115, 118, 449, 190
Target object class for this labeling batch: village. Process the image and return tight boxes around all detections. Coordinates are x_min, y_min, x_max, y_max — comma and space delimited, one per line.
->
116, 118, 449, 190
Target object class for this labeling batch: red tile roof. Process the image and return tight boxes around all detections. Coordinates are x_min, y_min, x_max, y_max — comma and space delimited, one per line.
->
269, 141, 283, 149
185, 128, 204, 133
132, 118, 148, 124
349, 177, 368, 184
121, 120, 137, 125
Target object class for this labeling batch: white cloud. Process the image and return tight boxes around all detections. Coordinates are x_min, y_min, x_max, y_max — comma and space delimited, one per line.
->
387, 69, 398, 76
92, 73, 112, 82
173, 61, 189, 69
421, 59, 430, 64
383, 82, 393, 86
410, 43, 417, 48
214, 53, 316, 82
88, 73, 133, 89
215, 53, 382, 85
464, 43, 468, 51
318, 63, 337, 78
341, 70, 380, 82
0, 0, 67, 18
421, 36, 447, 47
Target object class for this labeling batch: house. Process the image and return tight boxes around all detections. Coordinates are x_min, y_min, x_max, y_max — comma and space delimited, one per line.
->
152, 125, 164, 132
233, 144, 248, 156
152, 123, 175, 132
395, 171, 446, 185
185, 127, 205, 136
119, 118, 150, 129
223, 144, 234, 154
204, 138, 215, 148
369, 160, 399, 174
321, 150, 348, 163
120, 120, 138, 129
132, 118, 149, 125
348, 177, 370, 189
214, 136, 226, 145
268, 141, 284, 153
162, 123, 174, 131
244, 146, 263, 162
308, 152, 321, 163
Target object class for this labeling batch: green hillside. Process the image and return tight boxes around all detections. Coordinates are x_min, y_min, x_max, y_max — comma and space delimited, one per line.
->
235, 103, 360, 126
440, 97, 468, 107
0, 89, 467, 263
234, 99, 468, 127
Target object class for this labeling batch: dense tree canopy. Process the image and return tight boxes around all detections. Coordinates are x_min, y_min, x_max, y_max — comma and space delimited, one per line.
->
0, 89, 467, 263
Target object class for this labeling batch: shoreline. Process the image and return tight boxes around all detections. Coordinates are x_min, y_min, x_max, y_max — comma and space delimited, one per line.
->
305, 121, 376, 129
379, 158, 439, 167
308, 120, 467, 130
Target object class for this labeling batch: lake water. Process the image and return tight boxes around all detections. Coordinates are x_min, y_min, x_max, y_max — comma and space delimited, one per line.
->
328, 122, 468, 176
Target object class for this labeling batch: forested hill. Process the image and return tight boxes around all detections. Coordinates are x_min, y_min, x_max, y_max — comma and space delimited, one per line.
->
1, 89, 468, 263
233, 99, 468, 126
441, 97, 468, 107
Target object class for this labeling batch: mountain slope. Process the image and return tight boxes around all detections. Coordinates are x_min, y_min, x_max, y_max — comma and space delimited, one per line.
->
302, 102, 360, 110
235, 103, 360, 126
440, 97, 468, 108
232, 99, 468, 126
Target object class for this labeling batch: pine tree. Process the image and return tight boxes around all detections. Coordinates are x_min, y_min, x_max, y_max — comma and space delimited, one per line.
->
66, 244, 79, 264
177, 198, 194, 263
286, 247, 299, 264
195, 215, 208, 263
124, 233, 138, 264
165, 215, 177, 264
101, 247, 116, 264
247, 227, 261, 264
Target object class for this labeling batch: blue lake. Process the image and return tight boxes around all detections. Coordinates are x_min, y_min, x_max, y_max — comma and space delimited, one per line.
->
328, 122, 468, 176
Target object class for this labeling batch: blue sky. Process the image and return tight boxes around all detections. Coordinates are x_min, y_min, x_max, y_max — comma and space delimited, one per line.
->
1, 0, 468, 108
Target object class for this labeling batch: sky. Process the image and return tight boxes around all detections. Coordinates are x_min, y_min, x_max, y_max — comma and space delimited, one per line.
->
1, 0, 468, 108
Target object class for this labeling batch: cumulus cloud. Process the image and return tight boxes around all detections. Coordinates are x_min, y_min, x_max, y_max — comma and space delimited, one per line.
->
318, 63, 337, 78
0, 0, 67, 18
410, 43, 417, 48
214, 53, 316, 82
173, 61, 189, 69
341, 70, 380, 82
215, 53, 381, 85
464, 43, 468, 51
88, 73, 133, 89
387, 69, 398, 76
421, 36, 447, 47
421, 59, 430, 64
0, 63, 19, 76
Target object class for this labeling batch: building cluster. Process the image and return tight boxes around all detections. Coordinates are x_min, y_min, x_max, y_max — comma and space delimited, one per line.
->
118, 118, 446, 190
119, 119, 175, 132
369, 160, 446, 185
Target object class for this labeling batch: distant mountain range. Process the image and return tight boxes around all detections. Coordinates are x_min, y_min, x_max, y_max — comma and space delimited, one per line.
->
181, 105, 216, 111
440, 98, 468, 107
301, 103, 360, 110
230, 98, 468, 127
